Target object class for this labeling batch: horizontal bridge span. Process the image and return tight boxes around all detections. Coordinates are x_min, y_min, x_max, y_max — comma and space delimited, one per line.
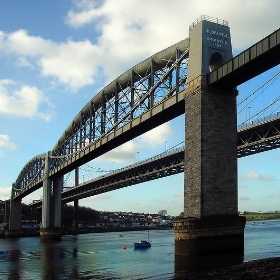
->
61, 116, 280, 202
208, 28, 280, 88
47, 39, 189, 180
26, 115, 280, 203
237, 113, 280, 157
14, 28, 280, 200
50, 91, 186, 177
62, 147, 185, 203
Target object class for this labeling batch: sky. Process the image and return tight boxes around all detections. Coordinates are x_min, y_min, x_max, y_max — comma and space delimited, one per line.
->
1, 0, 280, 216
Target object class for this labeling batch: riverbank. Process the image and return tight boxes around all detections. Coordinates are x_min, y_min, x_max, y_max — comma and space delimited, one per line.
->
241, 212, 280, 221
176, 257, 280, 279
0, 225, 172, 238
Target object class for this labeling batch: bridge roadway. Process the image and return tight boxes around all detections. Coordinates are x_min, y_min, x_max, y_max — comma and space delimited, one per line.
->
208, 27, 280, 88
27, 113, 280, 207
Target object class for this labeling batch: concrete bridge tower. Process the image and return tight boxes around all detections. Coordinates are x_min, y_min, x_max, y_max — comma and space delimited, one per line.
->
173, 16, 246, 269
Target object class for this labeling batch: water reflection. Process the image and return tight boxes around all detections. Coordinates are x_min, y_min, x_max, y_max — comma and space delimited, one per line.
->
9, 249, 20, 280
174, 252, 244, 276
41, 241, 65, 279
0, 222, 278, 279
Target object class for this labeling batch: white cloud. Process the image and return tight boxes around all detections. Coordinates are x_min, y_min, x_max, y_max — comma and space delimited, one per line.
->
0, 80, 52, 121
66, 0, 280, 51
245, 171, 259, 179
95, 141, 136, 163
1, 30, 101, 91
239, 195, 250, 201
0, 186, 12, 200
1, 0, 279, 92
94, 122, 173, 164
244, 171, 276, 181
40, 39, 101, 90
5, 29, 52, 57
0, 134, 17, 150
138, 123, 174, 148
62, 0, 280, 89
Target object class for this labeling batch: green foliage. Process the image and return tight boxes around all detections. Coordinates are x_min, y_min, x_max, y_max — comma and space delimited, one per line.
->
241, 212, 280, 221
21, 203, 100, 226
62, 204, 100, 227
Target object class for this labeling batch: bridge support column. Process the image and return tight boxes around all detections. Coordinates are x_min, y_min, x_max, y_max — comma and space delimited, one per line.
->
53, 176, 63, 228
174, 87, 246, 272
174, 17, 245, 273
4, 200, 9, 223
6, 185, 22, 237
40, 152, 62, 240
72, 168, 79, 234
73, 200, 79, 233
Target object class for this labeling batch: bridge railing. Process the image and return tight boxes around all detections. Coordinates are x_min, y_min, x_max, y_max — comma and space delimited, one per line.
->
63, 144, 185, 192
189, 15, 228, 29
237, 111, 280, 131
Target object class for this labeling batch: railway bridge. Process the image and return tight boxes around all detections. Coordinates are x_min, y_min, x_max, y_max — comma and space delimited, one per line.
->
6, 15, 280, 267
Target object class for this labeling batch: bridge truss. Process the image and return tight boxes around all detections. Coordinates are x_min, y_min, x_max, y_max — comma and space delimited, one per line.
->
11, 26, 280, 202
50, 39, 189, 167
24, 114, 280, 206
13, 39, 190, 197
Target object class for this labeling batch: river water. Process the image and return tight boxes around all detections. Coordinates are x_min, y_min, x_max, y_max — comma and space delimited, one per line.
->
0, 220, 279, 279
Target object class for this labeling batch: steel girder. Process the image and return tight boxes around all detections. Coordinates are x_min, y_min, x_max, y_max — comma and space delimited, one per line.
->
11, 29, 280, 200
61, 117, 280, 202
14, 114, 280, 201
13, 39, 189, 198
61, 146, 185, 203
12, 154, 45, 198
237, 114, 280, 157
28, 115, 280, 207
50, 39, 189, 169
58, 117, 280, 202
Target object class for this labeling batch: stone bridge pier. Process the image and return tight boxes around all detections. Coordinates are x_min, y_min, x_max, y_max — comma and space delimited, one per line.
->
5, 185, 22, 237
173, 17, 246, 272
40, 152, 63, 240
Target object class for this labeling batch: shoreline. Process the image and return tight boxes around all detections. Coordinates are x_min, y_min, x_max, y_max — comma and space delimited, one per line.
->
175, 257, 280, 279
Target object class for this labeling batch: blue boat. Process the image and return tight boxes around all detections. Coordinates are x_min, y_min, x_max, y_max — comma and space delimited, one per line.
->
0, 250, 10, 256
134, 240, 151, 248
134, 231, 151, 249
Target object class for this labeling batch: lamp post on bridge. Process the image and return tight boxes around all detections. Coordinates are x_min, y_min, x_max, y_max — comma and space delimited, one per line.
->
248, 106, 251, 123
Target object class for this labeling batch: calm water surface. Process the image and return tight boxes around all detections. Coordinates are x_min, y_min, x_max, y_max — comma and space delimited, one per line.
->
0, 220, 279, 279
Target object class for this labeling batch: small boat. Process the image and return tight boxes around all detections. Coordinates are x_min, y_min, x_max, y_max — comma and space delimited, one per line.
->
134, 231, 151, 249
0, 250, 11, 255
134, 240, 151, 248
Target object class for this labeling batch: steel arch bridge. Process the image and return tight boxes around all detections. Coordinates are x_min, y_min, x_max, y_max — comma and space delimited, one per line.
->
12, 38, 190, 199
11, 22, 280, 203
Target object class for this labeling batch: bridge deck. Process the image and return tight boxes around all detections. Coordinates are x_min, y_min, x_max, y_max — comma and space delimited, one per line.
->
208, 29, 280, 88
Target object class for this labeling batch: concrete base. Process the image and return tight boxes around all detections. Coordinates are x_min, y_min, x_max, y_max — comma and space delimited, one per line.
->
5, 229, 22, 238
40, 227, 62, 240
173, 215, 246, 273
174, 215, 246, 255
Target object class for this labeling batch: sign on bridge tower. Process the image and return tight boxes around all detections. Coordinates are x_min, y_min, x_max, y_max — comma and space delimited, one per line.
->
187, 16, 233, 90
174, 16, 246, 271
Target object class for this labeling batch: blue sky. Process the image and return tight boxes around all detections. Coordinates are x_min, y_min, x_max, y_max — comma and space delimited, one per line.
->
1, 0, 280, 216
